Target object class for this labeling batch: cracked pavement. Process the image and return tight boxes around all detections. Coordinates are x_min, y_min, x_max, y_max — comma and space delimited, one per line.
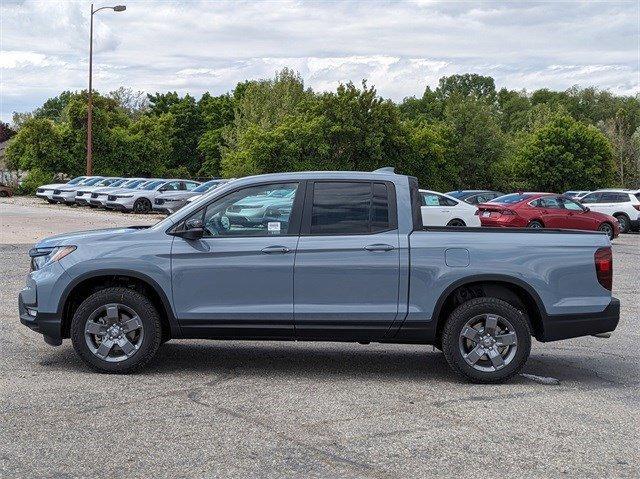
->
1, 198, 638, 478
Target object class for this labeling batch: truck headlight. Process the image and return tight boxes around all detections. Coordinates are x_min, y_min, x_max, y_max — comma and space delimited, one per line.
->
29, 245, 76, 270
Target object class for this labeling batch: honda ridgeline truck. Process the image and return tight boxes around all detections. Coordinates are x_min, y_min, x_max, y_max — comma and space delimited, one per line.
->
19, 169, 620, 382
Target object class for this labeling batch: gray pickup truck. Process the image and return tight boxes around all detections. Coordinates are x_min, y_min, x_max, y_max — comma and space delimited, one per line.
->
19, 169, 620, 382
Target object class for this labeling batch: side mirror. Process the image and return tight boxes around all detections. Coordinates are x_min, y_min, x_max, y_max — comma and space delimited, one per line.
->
173, 218, 204, 240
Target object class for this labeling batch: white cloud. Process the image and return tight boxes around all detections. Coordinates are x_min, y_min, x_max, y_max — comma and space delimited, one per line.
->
0, 0, 638, 122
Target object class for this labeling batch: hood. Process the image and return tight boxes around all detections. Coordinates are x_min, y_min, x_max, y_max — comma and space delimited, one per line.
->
35, 226, 152, 248
55, 185, 85, 193
38, 183, 66, 190
158, 191, 199, 200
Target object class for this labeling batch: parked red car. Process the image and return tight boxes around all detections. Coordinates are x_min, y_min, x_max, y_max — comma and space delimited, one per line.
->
478, 193, 620, 239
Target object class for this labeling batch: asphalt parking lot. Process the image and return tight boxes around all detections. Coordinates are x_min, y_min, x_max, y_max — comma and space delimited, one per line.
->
1, 197, 638, 478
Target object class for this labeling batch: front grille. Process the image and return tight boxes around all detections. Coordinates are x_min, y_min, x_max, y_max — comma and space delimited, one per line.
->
37, 189, 44, 193
155, 198, 164, 205
77, 191, 84, 196
108, 195, 117, 201
91, 193, 99, 198
53, 189, 61, 194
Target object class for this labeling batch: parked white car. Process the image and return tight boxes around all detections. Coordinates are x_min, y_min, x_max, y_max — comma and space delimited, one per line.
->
419, 189, 481, 227
74, 177, 124, 205
105, 179, 201, 213
36, 176, 88, 203
51, 177, 105, 204
579, 189, 640, 233
88, 178, 147, 207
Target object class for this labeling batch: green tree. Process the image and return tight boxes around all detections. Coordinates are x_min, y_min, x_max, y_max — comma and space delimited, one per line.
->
436, 74, 497, 103
442, 97, 505, 189
511, 114, 615, 192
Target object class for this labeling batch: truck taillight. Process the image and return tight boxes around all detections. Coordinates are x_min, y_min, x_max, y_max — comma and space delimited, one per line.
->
594, 247, 613, 291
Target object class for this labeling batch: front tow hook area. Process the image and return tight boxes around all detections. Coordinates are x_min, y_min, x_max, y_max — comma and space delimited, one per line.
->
591, 332, 612, 338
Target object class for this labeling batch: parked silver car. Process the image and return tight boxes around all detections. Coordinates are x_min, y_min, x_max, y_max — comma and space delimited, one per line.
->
105, 179, 200, 213
153, 179, 229, 214
88, 178, 147, 208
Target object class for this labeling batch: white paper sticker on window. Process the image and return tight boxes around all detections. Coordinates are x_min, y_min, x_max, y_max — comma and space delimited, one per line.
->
268, 221, 281, 232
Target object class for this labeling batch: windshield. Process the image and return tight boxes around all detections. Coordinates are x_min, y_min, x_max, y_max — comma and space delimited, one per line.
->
193, 180, 225, 193
489, 193, 534, 205
81, 177, 105, 186
142, 180, 165, 190
95, 178, 119, 187
108, 179, 127, 187
445, 191, 466, 199
67, 176, 86, 185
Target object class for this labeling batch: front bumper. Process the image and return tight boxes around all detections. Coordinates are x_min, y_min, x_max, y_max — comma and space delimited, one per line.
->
75, 196, 91, 205
538, 297, 620, 342
52, 193, 77, 204
105, 198, 134, 211
18, 292, 62, 346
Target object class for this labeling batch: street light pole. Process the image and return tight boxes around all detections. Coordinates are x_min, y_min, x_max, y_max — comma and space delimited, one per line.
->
86, 4, 126, 176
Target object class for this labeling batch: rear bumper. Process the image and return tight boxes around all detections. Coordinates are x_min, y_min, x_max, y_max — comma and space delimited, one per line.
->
18, 292, 62, 346
538, 297, 620, 342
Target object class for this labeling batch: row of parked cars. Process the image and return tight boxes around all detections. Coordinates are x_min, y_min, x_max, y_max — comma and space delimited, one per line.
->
418, 188, 640, 239
36, 176, 229, 214
35, 176, 640, 239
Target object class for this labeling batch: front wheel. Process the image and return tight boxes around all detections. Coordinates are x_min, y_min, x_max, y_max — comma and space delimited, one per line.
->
133, 198, 152, 214
527, 220, 543, 229
70, 287, 162, 373
614, 214, 629, 234
598, 222, 614, 240
446, 219, 467, 227
441, 297, 531, 383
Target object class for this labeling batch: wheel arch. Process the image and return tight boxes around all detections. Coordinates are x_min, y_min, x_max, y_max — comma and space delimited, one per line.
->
58, 270, 180, 340
432, 275, 546, 342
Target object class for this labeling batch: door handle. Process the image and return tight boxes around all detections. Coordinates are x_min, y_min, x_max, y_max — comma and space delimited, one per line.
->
364, 244, 395, 252
261, 245, 290, 254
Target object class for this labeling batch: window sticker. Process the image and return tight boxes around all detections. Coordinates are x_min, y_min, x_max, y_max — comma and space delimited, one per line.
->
268, 221, 281, 233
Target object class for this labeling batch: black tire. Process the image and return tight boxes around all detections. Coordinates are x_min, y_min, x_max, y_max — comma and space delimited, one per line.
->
527, 220, 543, 229
441, 297, 531, 383
133, 198, 151, 214
613, 214, 630, 234
0, 191, 8, 197
71, 287, 162, 373
47, 199, 56, 204
446, 219, 467, 227
598, 222, 614, 240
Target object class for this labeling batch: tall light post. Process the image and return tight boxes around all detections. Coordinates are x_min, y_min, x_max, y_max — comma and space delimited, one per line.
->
87, 4, 126, 175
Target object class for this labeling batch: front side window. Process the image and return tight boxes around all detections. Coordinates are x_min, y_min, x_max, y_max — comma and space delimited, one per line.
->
198, 183, 298, 237
580, 193, 600, 204
310, 182, 392, 234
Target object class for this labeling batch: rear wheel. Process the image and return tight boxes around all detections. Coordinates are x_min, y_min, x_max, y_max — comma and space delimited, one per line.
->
442, 297, 531, 383
446, 218, 466, 227
71, 287, 162, 373
527, 220, 543, 229
133, 198, 152, 214
0, 190, 8, 197
598, 222, 614, 240
614, 214, 629, 234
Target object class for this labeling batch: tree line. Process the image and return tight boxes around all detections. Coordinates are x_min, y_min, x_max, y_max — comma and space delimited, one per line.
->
4, 69, 640, 194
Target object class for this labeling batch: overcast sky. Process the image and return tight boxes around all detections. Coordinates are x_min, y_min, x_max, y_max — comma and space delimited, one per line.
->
1, 0, 638, 123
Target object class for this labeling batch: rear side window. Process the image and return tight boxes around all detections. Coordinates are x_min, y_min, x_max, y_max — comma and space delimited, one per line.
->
309, 181, 394, 234
601, 192, 629, 203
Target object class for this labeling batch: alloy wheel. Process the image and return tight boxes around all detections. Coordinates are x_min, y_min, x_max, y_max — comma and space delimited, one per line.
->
458, 314, 518, 372
84, 303, 144, 362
